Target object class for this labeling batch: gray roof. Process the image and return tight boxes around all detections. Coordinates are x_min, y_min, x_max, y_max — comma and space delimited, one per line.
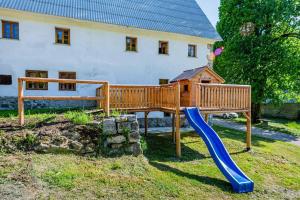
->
171, 66, 206, 82
0, 0, 221, 40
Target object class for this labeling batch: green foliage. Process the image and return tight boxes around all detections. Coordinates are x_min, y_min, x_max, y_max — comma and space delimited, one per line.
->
42, 169, 76, 190
215, 0, 300, 119
14, 133, 38, 151
64, 111, 93, 125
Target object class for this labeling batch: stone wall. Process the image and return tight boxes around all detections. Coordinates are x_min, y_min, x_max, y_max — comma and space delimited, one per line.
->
101, 115, 142, 156
261, 103, 300, 120
0, 96, 96, 110
0, 114, 142, 157
138, 116, 190, 128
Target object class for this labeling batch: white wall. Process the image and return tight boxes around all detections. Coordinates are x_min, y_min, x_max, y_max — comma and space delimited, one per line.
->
0, 15, 211, 98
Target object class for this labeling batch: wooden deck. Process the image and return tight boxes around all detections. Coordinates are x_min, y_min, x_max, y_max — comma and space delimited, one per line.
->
18, 78, 252, 157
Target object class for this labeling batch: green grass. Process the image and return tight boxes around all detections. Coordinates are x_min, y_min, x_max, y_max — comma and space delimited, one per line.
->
0, 126, 299, 199
229, 117, 300, 137
64, 111, 93, 125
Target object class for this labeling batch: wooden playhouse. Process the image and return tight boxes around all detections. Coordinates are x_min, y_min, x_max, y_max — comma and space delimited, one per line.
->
170, 66, 225, 107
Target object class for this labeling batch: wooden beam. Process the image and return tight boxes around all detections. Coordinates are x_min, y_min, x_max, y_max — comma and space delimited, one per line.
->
172, 113, 175, 143
175, 82, 181, 157
144, 112, 149, 136
23, 96, 104, 101
105, 83, 110, 117
19, 77, 108, 85
18, 79, 24, 126
245, 111, 252, 150
205, 114, 209, 123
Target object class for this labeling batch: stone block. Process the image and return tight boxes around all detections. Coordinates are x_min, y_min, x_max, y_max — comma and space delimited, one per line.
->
131, 121, 139, 132
107, 135, 126, 144
102, 118, 117, 135
117, 122, 131, 134
111, 144, 123, 149
126, 143, 142, 156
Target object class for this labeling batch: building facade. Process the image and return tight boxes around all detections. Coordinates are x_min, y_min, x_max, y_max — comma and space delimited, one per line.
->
0, 0, 221, 112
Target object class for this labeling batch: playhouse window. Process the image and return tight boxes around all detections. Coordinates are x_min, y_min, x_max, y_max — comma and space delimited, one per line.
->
159, 41, 169, 55
26, 70, 48, 90
184, 85, 189, 92
59, 72, 76, 91
0, 75, 12, 85
2, 20, 19, 40
55, 28, 70, 45
188, 44, 197, 57
159, 79, 169, 85
201, 80, 211, 84
126, 37, 137, 52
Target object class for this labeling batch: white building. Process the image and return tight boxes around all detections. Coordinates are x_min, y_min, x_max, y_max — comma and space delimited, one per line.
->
0, 0, 221, 111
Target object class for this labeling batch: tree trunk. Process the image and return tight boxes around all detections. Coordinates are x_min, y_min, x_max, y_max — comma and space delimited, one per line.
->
251, 103, 261, 123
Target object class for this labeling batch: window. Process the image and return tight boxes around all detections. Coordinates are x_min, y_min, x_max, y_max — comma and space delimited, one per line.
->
201, 80, 211, 84
26, 70, 48, 90
55, 28, 70, 45
0, 75, 12, 85
126, 37, 137, 52
184, 85, 189, 92
59, 72, 76, 91
2, 20, 19, 39
159, 41, 169, 55
159, 79, 169, 85
188, 44, 197, 57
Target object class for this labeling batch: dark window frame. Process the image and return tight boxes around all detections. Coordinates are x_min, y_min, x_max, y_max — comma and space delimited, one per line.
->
2, 20, 19, 40
126, 36, 138, 52
159, 41, 169, 55
25, 70, 48, 90
55, 27, 70, 45
188, 44, 197, 57
184, 85, 189, 92
159, 79, 169, 85
59, 71, 76, 91
0, 75, 12, 85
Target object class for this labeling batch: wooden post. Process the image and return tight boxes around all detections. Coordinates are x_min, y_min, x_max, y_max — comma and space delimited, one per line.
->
172, 113, 175, 143
245, 112, 252, 150
18, 79, 24, 126
175, 82, 181, 157
205, 114, 209, 123
144, 112, 149, 136
105, 82, 110, 117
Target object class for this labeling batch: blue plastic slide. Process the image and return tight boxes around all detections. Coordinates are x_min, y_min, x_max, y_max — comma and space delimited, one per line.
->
184, 107, 254, 193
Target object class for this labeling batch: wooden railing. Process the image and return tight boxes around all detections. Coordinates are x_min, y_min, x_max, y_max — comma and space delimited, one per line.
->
193, 83, 251, 112
18, 77, 110, 125
96, 83, 179, 111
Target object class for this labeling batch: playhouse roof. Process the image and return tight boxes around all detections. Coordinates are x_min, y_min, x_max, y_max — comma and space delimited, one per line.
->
170, 66, 225, 83
0, 0, 221, 41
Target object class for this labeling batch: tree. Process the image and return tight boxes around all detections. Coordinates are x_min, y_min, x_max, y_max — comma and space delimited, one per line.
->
214, 0, 300, 122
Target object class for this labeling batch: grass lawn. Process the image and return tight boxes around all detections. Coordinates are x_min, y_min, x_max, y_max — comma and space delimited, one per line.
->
0, 110, 300, 200
227, 117, 300, 137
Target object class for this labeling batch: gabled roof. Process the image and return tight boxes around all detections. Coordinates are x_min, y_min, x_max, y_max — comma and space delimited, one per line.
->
170, 66, 225, 83
0, 0, 221, 40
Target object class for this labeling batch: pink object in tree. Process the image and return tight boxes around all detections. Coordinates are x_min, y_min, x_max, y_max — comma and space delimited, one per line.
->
214, 47, 224, 56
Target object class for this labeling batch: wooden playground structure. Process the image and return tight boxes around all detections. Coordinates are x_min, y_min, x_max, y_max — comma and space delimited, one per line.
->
18, 77, 252, 157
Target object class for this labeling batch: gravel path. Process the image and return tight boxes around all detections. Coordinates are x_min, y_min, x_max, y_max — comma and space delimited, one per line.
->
141, 118, 300, 147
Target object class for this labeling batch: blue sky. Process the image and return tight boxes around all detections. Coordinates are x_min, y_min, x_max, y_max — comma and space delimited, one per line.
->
196, 0, 220, 27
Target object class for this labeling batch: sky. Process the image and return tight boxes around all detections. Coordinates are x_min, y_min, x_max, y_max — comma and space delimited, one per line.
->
196, 0, 220, 28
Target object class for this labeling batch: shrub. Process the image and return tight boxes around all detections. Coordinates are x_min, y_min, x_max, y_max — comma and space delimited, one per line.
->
64, 111, 93, 125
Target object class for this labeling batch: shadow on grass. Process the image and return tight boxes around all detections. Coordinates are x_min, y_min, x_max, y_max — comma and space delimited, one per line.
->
149, 161, 232, 192
212, 125, 279, 148
143, 133, 209, 162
